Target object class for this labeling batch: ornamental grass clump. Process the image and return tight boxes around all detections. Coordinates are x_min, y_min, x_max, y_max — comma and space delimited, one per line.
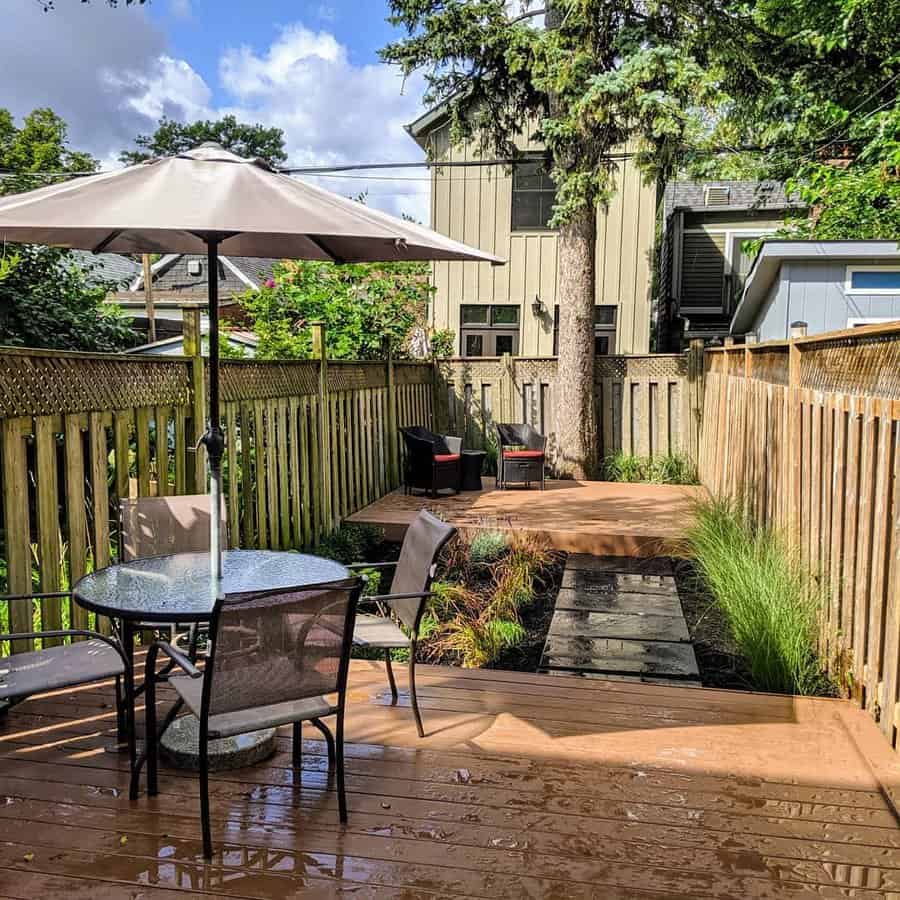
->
686, 497, 831, 696
602, 451, 698, 485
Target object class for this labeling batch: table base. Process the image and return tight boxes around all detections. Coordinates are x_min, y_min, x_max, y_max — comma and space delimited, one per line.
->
160, 715, 277, 771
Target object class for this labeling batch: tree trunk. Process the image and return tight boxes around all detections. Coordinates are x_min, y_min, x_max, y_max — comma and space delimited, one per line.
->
554, 204, 597, 479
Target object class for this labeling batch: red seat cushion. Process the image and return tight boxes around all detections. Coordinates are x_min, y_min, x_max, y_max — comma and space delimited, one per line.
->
434, 453, 460, 463
502, 449, 544, 459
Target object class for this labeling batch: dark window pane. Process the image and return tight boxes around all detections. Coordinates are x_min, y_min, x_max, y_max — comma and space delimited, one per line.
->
513, 162, 542, 191
512, 191, 543, 230
495, 334, 514, 355
595, 305, 617, 326
491, 305, 519, 325
461, 305, 489, 324
595, 335, 611, 355
464, 333, 484, 356
850, 269, 900, 290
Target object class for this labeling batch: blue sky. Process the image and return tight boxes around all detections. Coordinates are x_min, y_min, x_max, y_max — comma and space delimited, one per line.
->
1, 0, 431, 219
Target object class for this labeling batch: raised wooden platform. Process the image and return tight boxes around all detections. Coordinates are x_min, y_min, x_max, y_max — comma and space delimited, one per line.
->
347, 478, 705, 556
1, 661, 898, 898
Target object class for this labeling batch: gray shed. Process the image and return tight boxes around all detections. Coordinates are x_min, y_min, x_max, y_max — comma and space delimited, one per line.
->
730, 240, 900, 340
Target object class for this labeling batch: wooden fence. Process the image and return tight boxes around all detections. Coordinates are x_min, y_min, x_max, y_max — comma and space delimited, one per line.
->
436, 347, 704, 467
0, 318, 433, 650
699, 322, 900, 746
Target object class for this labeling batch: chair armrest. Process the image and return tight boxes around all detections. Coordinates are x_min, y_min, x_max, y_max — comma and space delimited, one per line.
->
367, 591, 432, 604
147, 640, 202, 679
347, 561, 398, 571
0, 629, 129, 669
0, 591, 71, 603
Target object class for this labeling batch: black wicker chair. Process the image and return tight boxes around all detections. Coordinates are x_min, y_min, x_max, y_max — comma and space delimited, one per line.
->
400, 426, 463, 497
495, 423, 547, 490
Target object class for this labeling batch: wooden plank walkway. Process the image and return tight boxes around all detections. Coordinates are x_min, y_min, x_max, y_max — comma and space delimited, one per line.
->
541, 555, 701, 683
347, 478, 705, 556
1, 660, 899, 898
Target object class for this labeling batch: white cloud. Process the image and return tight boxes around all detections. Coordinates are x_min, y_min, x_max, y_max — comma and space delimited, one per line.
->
0, 10, 430, 220
169, 0, 193, 19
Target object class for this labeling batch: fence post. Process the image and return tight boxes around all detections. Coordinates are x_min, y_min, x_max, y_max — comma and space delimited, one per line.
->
183, 306, 206, 494
744, 332, 757, 378
499, 352, 516, 422
311, 323, 333, 534
385, 339, 399, 488
787, 322, 807, 546
687, 339, 705, 465
431, 357, 446, 434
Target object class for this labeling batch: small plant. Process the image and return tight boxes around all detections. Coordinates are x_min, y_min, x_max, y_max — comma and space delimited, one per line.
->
685, 497, 833, 696
602, 451, 698, 485
317, 523, 384, 565
469, 530, 509, 564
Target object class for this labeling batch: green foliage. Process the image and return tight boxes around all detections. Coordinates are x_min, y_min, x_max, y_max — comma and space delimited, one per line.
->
429, 328, 456, 358
468, 530, 509, 564
120, 115, 287, 166
0, 251, 19, 282
317, 523, 384, 566
686, 497, 834, 696
602, 452, 698, 485
240, 260, 435, 360
0, 245, 137, 352
0, 107, 97, 196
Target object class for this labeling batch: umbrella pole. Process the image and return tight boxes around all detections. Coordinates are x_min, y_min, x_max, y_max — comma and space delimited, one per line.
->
204, 236, 225, 585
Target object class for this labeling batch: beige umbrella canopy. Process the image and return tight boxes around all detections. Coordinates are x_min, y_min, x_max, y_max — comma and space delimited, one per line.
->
0, 143, 503, 581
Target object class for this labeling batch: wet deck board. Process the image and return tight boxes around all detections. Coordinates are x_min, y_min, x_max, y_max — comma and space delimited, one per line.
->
0, 661, 898, 898
346, 479, 704, 557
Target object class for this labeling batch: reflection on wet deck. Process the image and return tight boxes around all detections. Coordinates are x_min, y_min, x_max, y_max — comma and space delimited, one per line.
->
1, 660, 899, 898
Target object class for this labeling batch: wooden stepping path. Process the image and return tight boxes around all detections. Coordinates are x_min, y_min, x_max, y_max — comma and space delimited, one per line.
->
540, 555, 701, 684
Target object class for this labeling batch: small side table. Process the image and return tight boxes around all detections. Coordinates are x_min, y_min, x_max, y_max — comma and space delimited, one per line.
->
461, 450, 486, 491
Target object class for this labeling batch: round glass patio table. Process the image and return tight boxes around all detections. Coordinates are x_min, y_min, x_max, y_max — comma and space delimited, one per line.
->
72, 549, 351, 759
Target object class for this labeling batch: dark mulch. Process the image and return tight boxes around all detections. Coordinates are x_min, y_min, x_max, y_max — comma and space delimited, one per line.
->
673, 559, 754, 690
487, 551, 566, 673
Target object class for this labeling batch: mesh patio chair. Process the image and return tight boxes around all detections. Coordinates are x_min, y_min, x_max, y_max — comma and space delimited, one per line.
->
0, 592, 135, 766
400, 426, 463, 497
120, 494, 228, 654
495, 423, 546, 490
135, 577, 362, 860
350, 510, 457, 738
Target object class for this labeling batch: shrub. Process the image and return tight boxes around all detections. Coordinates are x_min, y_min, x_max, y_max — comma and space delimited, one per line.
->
685, 497, 832, 696
602, 451, 698, 485
317, 523, 384, 565
469, 530, 509, 564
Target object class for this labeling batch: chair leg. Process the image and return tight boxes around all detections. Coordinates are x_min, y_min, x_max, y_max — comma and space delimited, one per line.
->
384, 649, 398, 704
124, 669, 137, 800
408, 644, 425, 739
292, 720, 303, 769
310, 717, 336, 774
200, 724, 212, 860
138, 669, 158, 800
335, 710, 348, 824
114, 675, 126, 741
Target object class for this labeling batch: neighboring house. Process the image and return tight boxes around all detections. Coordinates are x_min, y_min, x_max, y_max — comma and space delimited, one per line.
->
127, 329, 259, 357
406, 108, 660, 357
730, 240, 900, 341
657, 180, 800, 349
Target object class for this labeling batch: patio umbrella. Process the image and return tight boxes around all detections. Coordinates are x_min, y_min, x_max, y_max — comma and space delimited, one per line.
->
0, 142, 503, 584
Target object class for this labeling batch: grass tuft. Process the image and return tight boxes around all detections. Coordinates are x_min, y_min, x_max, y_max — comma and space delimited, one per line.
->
602, 451, 698, 485
685, 497, 833, 696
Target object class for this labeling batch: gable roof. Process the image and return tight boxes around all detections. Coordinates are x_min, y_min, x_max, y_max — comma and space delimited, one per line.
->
70, 251, 141, 286
663, 180, 798, 216
129, 254, 281, 292
730, 240, 900, 334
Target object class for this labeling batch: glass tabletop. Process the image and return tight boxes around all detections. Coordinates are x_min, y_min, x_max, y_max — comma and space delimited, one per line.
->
73, 550, 351, 623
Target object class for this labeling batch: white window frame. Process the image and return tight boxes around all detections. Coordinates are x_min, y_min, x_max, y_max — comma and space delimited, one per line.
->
679, 227, 777, 315
844, 265, 900, 295
847, 316, 900, 328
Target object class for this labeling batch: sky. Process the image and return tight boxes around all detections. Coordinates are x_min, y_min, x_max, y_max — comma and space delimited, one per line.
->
1, 0, 433, 221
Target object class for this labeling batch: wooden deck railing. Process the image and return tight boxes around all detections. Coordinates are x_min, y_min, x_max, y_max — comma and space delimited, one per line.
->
700, 321, 900, 746
435, 347, 704, 464
0, 317, 433, 650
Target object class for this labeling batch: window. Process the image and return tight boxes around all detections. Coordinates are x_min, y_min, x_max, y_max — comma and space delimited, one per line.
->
511, 158, 557, 230
846, 266, 900, 294
460, 305, 520, 357
552, 305, 617, 355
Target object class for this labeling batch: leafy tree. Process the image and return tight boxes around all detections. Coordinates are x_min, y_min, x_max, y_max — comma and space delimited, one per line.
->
239, 261, 434, 360
382, 1, 712, 477
0, 245, 137, 352
0, 107, 97, 195
121, 115, 288, 167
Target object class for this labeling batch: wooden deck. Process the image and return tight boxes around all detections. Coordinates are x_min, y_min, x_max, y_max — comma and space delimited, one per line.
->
347, 478, 705, 556
1, 660, 899, 898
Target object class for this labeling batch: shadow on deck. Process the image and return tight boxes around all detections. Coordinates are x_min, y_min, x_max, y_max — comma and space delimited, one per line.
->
1, 661, 899, 897
347, 478, 706, 557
